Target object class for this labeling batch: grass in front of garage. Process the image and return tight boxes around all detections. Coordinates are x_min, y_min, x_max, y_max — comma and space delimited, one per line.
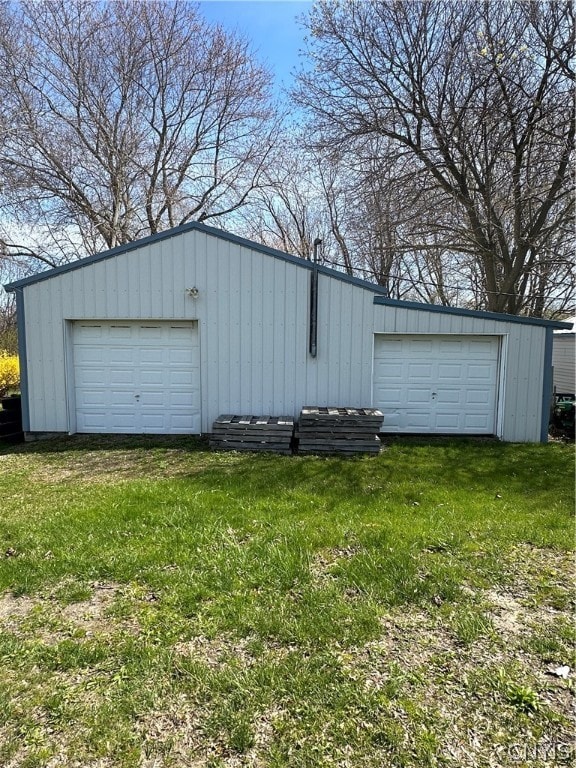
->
0, 436, 573, 767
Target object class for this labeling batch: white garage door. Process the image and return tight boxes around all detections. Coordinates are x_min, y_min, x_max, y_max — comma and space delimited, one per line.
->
373, 335, 500, 434
73, 321, 201, 434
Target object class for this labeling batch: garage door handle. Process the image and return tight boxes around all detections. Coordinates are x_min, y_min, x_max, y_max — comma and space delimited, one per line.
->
432, 392, 438, 399
134, 394, 141, 400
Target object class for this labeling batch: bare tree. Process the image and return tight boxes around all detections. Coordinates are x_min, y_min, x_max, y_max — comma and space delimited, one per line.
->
0, 293, 16, 353
237, 135, 347, 264
0, 0, 279, 271
241, 133, 469, 301
295, 0, 574, 316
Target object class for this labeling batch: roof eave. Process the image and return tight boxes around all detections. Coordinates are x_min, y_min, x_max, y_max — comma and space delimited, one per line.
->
372, 295, 573, 330
2, 220, 387, 296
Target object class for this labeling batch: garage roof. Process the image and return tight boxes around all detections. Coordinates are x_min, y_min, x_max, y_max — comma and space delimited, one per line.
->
3, 219, 572, 331
373, 296, 573, 330
3, 220, 386, 297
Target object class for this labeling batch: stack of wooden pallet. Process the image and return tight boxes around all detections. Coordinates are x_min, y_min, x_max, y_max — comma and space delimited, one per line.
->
210, 415, 294, 454
296, 407, 384, 455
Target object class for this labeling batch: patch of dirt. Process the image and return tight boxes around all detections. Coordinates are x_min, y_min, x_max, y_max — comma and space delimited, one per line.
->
338, 591, 575, 767
57, 582, 133, 636
173, 635, 258, 669
332, 544, 575, 766
483, 589, 526, 635
464, 544, 574, 640
497, 545, 574, 601
5, 750, 114, 768
0, 592, 38, 623
0, 581, 138, 640
44, 759, 114, 768
333, 608, 459, 686
173, 635, 291, 671
1, 435, 213, 485
309, 546, 362, 582
137, 695, 283, 767
26, 449, 210, 484
137, 695, 208, 765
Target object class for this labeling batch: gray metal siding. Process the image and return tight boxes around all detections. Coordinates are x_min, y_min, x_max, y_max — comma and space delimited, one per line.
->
552, 335, 575, 393
21, 227, 547, 441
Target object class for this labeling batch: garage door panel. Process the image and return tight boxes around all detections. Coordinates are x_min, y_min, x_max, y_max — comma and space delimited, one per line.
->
77, 412, 108, 431
435, 413, 460, 430
409, 340, 434, 353
139, 326, 162, 338
73, 321, 201, 434
140, 370, 164, 386
464, 414, 492, 430
438, 363, 462, 379
406, 388, 431, 404
376, 360, 402, 373
405, 412, 433, 429
169, 369, 198, 386
109, 369, 137, 386
140, 348, 165, 364
408, 363, 433, 379
436, 389, 463, 404
109, 326, 133, 340
76, 325, 104, 340
375, 386, 402, 403
74, 347, 105, 365
140, 391, 165, 407
374, 334, 499, 435
171, 391, 197, 407
113, 413, 138, 429
469, 339, 497, 355
108, 348, 134, 364
78, 411, 138, 431
74, 368, 107, 387
169, 414, 199, 430
169, 347, 196, 364
465, 389, 491, 405
467, 364, 495, 379
140, 413, 166, 429
75, 390, 105, 408
439, 339, 463, 354
374, 340, 402, 358
382, 412, 401, 428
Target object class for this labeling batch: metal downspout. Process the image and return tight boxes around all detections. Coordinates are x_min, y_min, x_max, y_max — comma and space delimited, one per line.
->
309, 238, 322, 358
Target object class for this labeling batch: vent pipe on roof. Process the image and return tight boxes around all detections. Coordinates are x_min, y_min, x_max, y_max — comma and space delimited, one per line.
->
309, 238, 322, 358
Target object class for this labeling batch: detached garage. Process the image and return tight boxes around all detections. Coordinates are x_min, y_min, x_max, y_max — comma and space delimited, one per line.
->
4, 221, 571, 443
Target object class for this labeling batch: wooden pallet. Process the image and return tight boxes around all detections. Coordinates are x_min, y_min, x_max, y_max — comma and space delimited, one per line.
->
300, 406, 382, 418
296, 407, 383, 455
210, 443, 292, 455
298, 436, 381, 455
210, 415, 294, 453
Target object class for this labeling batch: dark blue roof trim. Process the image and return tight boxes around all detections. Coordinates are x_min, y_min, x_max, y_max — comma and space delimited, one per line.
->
540, 327, 554, 443
3, 220, 387, 296
373, 295, 573, 330
14, 288, 30, 432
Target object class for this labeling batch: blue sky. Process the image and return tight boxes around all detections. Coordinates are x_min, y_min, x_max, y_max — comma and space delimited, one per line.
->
198, 1, 312, 95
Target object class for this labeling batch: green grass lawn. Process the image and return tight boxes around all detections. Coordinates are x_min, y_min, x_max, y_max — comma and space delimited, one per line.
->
0, 436, 574, 767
